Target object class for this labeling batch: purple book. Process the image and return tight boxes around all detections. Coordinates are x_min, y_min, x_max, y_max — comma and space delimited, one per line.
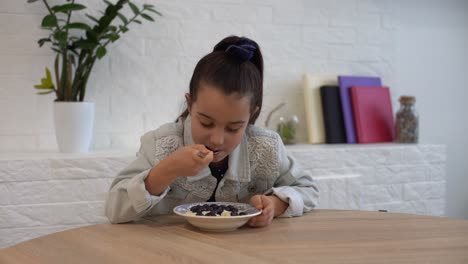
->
338, 76, 382, 143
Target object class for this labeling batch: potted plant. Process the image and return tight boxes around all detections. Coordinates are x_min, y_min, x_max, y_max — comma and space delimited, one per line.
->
29, 0, 161, 153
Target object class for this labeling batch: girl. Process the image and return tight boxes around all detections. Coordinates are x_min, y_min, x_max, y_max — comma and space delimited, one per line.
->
105, 36, 319, 227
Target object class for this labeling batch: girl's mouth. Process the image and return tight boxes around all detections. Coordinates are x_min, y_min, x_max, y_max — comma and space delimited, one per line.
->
205, 146, 220, 155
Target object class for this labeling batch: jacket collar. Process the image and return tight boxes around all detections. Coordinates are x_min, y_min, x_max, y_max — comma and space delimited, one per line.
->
182, 114, 251, 183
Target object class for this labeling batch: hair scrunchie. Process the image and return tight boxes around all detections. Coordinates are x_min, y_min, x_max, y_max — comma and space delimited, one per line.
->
225, 38, 256, 61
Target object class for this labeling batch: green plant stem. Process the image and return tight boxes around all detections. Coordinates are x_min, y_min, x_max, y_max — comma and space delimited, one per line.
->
41, 0, 69, 100
60, 48, 68, 100
101, 10, 141, 48
71, 51, 87, 100
79, 58, 96, 101
41, 0, 54, 17
72, 51, 94, 101
71, 5, 146, 101
54, 53, 60, 98
41, 0, 62, 100
69, 0, 122, 101
65, 55, 73, 100
65, 0, 74, 35
61, 1, 75, 101
41, 0, 62, 33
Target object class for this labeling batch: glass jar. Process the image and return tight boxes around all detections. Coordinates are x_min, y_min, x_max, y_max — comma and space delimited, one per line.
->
277, 115, 299, 145
395, 96, 418, 143
264, 102, 300, 145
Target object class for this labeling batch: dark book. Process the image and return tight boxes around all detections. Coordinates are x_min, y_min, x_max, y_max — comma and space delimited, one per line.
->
320, 85, 346, 144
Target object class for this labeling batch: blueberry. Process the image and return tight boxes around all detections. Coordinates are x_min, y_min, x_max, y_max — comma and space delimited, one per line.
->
207, 211, 217, 216
188, 203, 246, 217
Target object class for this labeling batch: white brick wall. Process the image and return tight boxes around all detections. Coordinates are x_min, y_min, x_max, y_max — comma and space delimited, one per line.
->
0, 153, 133, 248
0, 0, 398, 151
287, 144, 446, 215
0, 144, 446, 248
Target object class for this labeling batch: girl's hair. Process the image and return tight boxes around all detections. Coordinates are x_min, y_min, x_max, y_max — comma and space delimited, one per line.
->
178, 35, 264, 124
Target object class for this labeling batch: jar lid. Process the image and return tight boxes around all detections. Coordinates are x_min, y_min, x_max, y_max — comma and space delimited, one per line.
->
399, 95, 416, 104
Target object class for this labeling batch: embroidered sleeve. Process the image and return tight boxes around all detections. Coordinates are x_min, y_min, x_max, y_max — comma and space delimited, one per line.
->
154, 135, 183, 162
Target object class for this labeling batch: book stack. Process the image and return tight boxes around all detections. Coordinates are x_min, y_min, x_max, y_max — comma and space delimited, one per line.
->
302, 74, 395, 144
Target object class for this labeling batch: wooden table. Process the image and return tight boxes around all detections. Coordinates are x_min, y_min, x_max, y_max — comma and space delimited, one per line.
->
1, 210, 468, 264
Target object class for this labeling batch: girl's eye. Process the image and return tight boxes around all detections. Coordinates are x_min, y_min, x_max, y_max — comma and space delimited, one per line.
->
200, 122, 214, 128
226, 127, 241, 133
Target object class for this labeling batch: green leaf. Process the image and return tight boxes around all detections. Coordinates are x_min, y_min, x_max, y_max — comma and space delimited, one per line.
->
128, 2, 139, 15
74, 39, 97, 49
63, 22, 92, 31
146, 8, 162, 16
96, 46, 107, 59
133, 19, 142, 24
38, 38, 51, 47
103, 0, 113, 6
103, 33, 120, 42
119, 25, 128, 33
46, 67, 53, 83
34, 68, 55, 90
117, 12, 128, 24
143, 4, 154, 9
106, 25, 118, 32
85, 30, 98, 43
85, 14, 100, 23
41, 14, 58, 28
37, 90, 55, 95
53, 31, 67, 42
34, 84, 46, 89
52, 3, 86, 13
140, 13, 154, 21
27, 0, 40, 3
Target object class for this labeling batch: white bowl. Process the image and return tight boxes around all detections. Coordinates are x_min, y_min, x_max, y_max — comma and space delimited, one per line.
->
173, 202, 261, 232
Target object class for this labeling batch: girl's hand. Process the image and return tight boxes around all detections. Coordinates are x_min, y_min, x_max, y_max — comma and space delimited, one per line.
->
163, 144, 213, 177
145, 144, 212, 196
248, 195, 289, 227
248, 195, 274, 227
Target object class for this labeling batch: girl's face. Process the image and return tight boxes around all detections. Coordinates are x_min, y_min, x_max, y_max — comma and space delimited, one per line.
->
187, 84, 254, 164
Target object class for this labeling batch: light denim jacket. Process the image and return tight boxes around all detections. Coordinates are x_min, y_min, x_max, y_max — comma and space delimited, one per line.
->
105, 116, 319, 223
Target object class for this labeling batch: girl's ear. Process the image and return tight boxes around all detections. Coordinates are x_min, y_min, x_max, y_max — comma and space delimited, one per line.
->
185, 93, 192, 113
252, 106, 260, 117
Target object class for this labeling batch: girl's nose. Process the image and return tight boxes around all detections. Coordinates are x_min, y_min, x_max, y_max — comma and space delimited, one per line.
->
209, 128, 224, 146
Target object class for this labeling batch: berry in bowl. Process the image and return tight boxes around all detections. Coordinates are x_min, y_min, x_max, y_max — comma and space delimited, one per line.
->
173, 202, 261, 232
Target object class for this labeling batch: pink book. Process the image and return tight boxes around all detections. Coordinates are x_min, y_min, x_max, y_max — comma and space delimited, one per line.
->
350, 86, 395, 143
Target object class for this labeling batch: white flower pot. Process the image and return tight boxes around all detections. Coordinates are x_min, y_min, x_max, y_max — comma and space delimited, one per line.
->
53, 102, 95, 153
